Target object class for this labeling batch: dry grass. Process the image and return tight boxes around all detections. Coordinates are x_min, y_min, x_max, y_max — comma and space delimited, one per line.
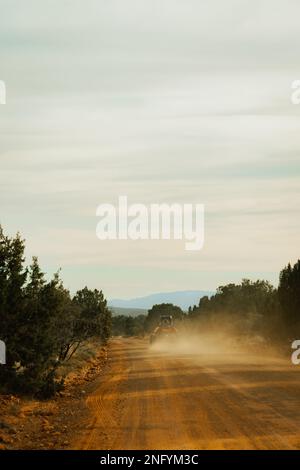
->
57, 340, 103, 382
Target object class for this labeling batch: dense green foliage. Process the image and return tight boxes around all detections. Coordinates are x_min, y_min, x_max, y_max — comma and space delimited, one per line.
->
188, 266, 300, 342
112, 314, 146, 337
0, 226, 111, 396
278, 261, 300, 332
144, 303, 184, 333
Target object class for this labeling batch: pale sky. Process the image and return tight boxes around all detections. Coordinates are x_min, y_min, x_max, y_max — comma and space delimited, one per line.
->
1, 0, 300, 298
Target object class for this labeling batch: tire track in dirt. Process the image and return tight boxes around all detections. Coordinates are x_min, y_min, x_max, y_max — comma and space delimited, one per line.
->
73, 337, 300, 450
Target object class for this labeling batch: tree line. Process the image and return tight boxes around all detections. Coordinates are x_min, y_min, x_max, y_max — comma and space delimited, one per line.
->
114, 260, 300, 347
112, 303, 184, 337
0, 226, 111, 396
188, 262, 300, 344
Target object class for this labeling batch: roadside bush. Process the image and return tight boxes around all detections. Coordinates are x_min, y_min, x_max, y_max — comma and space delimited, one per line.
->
0, 225, 111, 396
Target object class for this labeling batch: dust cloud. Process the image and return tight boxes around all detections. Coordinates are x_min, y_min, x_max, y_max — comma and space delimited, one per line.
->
149, 323, 287, 366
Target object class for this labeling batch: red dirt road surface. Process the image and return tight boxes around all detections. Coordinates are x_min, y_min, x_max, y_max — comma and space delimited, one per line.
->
73, 337, 300, 450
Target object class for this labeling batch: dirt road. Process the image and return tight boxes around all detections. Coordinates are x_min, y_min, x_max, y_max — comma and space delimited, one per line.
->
73, 338, 300, 450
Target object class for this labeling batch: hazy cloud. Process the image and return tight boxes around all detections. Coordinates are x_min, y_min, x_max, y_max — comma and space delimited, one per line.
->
1, 0, 300, 296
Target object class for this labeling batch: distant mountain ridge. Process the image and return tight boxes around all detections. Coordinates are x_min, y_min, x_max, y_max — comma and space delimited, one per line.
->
108, 290, 214, 311
109, 307, 147, 317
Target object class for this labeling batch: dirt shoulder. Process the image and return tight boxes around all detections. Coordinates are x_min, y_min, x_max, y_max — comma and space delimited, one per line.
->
0, 342, 108, 450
